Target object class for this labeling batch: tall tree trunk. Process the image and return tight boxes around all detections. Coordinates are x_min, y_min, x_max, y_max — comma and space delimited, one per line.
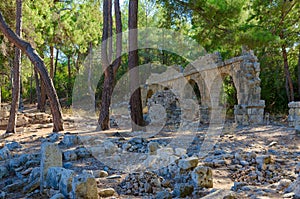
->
98, 0, 113, 130
0, 11, 64, 132
128, 0, 144, 131
67, 55, 71, 100
34, 68, 41, 109
50, 45, 54, 79
297, 47, 300, 98
282, 44, 294, 102
40, 81, 46, 112
30, 65, 33, 104
6, 0, 22, 134
97, 0, 122, 130
54, 48, 59, 80
18, 81, 24, 111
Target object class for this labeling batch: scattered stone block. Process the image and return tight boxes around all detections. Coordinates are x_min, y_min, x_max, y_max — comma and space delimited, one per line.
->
191, 166, 213, 188
98, 188, 115, 197
63, 150, 78, 161
178, 157, 198, 170
0, 166, 8, 179
0, 146, 11, 161
71, 173, 98, 199
50, 193, 65, 199
61, 134, 78, 146
40, 142, 62, 191
148, 142, 161, 155
173, 183, 194, 198
156, 190, 172, 199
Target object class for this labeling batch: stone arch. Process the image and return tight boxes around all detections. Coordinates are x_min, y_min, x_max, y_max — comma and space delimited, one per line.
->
219, 73, 238, 119
183, 79, 201, 105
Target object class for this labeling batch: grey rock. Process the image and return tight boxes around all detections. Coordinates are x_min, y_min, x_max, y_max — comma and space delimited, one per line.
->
40, 142, 62, 191
277, 179, 292, 191
61, 134, 78, 146
63, 150, 77, 161
5, 141, 21, 150
3, 180, 24, 192
28, 167, 40, 183
63, 162, 73, 169
178, 157, 198, 170
231, 182, 248, 191
156, 190, 172, 199
191, 166, 213, 188
0, 146, 11, 160
0, 166, 8, 179
23, 178, 40, 193
59, 168, 75, 197
75, 147, 91, 158
71, 173, 98, 199
0, 191, 5, 199
48, 133, 60, 142
173, 183, 194, 198
148, 142, 161, 155
46, 167, 65, 189
98, 188, 115, 197
50, 193, 65, 199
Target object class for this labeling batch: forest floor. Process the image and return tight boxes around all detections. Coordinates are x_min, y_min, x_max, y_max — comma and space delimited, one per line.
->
0, 105, 299, 198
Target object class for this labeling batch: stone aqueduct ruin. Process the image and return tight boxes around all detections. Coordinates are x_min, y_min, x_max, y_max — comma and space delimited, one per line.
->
140, 50, 265, 125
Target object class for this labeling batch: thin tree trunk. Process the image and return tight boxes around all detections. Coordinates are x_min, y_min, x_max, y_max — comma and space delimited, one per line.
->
54, 48, 59, 79
297, 47, 300, 97
98, 0, 113, 130
30, 66, 33, 104
0, 11, 64, 132
18, 81, 24, 111
97, 0, 122, 130
34, 68, 41, 109
6, 0, 22, 134
67, 55, 71, 100
128, 0, 144, 131
40, 81, 46, 112
282, 45, 294, 102
50, 45, 54, 79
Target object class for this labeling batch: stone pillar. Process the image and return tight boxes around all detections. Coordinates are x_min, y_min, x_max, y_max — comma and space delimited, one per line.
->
288, 101, 300, 128
40, 142, 62, 192
234, 100, 265, 125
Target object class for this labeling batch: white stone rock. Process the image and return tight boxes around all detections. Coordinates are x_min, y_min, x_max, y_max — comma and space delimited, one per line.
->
191, 166, 213, 188
178, 157, 198, 170
40, 142, 62, 191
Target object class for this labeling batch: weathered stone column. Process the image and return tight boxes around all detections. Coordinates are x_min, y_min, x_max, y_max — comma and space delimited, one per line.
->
288, 101, 300, 129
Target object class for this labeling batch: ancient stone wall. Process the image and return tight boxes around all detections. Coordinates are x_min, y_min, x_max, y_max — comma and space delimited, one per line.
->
142, 51, 265, 125
288, 101, 300, 128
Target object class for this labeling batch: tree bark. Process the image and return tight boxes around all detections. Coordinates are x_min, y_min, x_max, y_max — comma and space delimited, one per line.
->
6, 0, 22, 134
34, 68, 41, 109
67, 55, 71, 100
50, 45, 54, 79
0, 11, 64, 132
128, 0, 144, 131
97, 0, 122, 130
298, 47, 300, 98
282, 44, 294, 102
40, 81, 46, 111
54, 48, 59, 80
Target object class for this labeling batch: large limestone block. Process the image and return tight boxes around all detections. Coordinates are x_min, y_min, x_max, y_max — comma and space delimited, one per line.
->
40, 142, 62, 191
71, 173, 98, 199
191, 166, 213, 188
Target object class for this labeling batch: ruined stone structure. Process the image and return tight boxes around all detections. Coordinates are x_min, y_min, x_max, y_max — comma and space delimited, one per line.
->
288, 101, 300, 128
141, 50, 265, 125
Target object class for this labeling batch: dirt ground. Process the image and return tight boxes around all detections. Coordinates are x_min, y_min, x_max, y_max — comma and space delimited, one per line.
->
0, 105, 299, 198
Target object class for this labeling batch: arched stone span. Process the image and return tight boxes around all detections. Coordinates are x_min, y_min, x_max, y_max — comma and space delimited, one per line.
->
143, 50, 265, 125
